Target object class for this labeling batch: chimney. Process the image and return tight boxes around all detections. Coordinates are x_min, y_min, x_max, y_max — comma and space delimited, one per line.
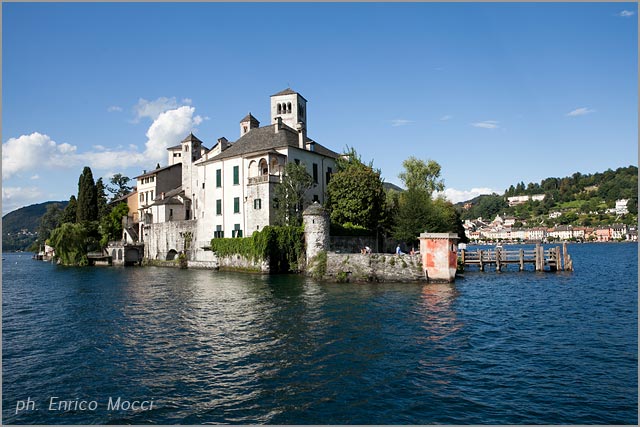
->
161, 192, 165, 200
274, 116, 282, 133
296, 122, 305, 149
217, 137, 228, 152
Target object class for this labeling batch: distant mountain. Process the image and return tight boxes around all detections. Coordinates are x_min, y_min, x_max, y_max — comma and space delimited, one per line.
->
2, 201, 68, 251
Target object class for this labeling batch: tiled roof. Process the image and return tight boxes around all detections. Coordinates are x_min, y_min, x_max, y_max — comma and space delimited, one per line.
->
198, 124, 338, 164
270, 88, 307, 102
181, 132, 204, 144
240, 113, 260, 124
166, 144, 181, 150
135, 163, 181, 179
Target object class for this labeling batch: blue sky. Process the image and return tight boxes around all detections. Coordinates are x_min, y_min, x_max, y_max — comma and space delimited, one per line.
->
2, 2, 638, 214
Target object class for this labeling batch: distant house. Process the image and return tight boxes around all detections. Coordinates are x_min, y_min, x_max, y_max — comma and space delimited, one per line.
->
507, 194, 545, 206
529, 227, 547, 241
595, 226, 611, 242
615, 199, 629, 215
610, 223, 628, 240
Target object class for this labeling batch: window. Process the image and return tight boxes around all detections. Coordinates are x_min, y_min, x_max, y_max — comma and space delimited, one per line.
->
150, 176, 154, 183
140, 194, 144, 202
202, 182, 205, 189
294, 158, 300, 165
216, 169, 222, 188
232, 224, 243, 238
287, 102, 292, 113
150, 191, 154, 201
234, 197, 240, 213
326, 167, 332, 185
216, 199, 222, 215
169, 208, 173, 220
254, 198, 262, 210
312, 163, 318, 184
233, 166, 239, 185
277, 103, 282, 114
214, 225, 223, 239
313, 195, 319, 203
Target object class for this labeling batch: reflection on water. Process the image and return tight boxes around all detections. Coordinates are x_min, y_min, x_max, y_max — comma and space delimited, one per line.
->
2, 243, 638, 424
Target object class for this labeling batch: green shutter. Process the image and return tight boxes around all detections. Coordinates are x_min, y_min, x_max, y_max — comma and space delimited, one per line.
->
234, 197, 240, 213
216, 169, 221, 187
233, 166, 239, 185
216, 199, 222, 215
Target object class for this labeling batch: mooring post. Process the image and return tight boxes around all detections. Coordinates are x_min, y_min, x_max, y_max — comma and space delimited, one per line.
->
519, 249, 524, 271
479, 250, 484, 272
535, 244, 541, 271
461, 249, 466, 264
496, 247, 502, 271
562, 242, 568, 271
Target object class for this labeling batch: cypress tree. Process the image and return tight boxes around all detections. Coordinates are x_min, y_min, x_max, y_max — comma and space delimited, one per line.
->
61, 195, 78, 224
76, 166, 98, 223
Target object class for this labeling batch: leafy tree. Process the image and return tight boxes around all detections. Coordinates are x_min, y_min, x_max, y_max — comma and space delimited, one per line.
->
393, 189, 432, 246
76, 166, 98, 223
48, 222, 89, 266
273, 162, 313, 226
107, 173, 133, 201
628, 198, 638, 215
326, 150, 385, 231
36, 203, 63, 247
60, 195, 78, 224
398, 157, 444, 195
96, 178, 111, 219
100, 203, 129, 246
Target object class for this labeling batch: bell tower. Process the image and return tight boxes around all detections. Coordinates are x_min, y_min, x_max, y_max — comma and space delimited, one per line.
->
270, 88, 307, 133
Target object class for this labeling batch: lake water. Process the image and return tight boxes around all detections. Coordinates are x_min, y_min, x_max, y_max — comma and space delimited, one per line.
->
2, 243, 637, 424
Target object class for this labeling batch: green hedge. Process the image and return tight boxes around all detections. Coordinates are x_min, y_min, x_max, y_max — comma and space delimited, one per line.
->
210, 225, 305, 272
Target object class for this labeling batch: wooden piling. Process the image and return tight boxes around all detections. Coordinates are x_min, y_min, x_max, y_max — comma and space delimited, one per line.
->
519, 249, 524, 271
479, 250, 484, 271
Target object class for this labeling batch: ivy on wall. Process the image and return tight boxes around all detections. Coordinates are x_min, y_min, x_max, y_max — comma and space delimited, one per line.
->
210, 225, 305, 272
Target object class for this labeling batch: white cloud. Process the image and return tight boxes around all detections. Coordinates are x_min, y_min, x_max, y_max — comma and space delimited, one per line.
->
437, 187, 499, 204
30, 175, 40, 180
133, 97, 179, 122
566, 107, 595, 117
390, 119, 413, 127
440, 115, 452, 121
2, 186, 45, 214
2, 133, 79, 179
471, 120, 499, 129
3, 99, 204, 178
618, 10, 635, 17
107, 105, 123, 113
143, 106, 204, 162
181, 98, 193, 105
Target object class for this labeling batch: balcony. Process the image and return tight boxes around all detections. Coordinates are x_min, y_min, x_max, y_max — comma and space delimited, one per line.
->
247, 174, 281, 185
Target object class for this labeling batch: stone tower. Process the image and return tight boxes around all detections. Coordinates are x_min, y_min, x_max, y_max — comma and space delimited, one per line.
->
180, 133, 203, 218
270, 88, 307, 136
302, 202, 329, 263
239, 113, 260, 137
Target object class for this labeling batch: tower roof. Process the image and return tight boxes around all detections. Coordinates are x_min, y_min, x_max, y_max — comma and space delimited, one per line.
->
181, 132, 203, 144
270, 88, 307, 101
239, 112, 260, 124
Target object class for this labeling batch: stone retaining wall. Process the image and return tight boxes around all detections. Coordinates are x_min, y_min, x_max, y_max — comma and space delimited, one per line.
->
323, 253, 425, 282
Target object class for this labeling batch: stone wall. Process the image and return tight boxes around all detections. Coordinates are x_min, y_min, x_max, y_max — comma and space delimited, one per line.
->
143, 220, 201, 261
329, 236, 377, 254
323, 253, 425, 283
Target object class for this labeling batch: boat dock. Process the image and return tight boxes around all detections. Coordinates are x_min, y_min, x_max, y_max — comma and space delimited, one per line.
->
459, 243, 573, 272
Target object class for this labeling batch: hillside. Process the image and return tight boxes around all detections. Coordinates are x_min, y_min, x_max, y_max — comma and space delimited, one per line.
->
2, 201, 68, 251
458, 165, 638, 227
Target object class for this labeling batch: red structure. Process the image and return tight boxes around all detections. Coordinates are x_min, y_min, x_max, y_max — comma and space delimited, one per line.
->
418, 233, 459, 283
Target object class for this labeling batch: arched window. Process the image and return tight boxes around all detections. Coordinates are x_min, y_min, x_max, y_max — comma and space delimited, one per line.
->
259, 158, 268, 175
287, 102, 292, 113
277, 103, 282, 114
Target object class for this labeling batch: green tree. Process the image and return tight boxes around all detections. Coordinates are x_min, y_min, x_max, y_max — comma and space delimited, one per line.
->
107, 173, 133, 201
398, 157, 444, 195
100, 203, 129, 246
326, 150, 385, 231
76, 166, 98, 223
60, 195, 78, 224
393, 189, 432, 246
35, 203, 63, 247
48, 222, 89, 266
96, 178, 111, 219
273, 162, 313, 226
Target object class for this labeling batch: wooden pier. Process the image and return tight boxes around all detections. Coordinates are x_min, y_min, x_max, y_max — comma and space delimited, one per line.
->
459, 243, 573, 272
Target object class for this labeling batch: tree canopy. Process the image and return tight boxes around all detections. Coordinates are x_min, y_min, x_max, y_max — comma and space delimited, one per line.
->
274, 162, 313, 226
326, 148, 385, 231
76, 166, 98, 223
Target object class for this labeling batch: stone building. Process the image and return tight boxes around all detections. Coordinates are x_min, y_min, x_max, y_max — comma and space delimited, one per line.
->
137, 88, 339, 261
